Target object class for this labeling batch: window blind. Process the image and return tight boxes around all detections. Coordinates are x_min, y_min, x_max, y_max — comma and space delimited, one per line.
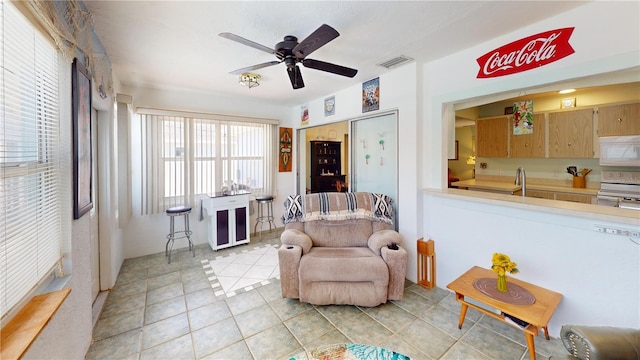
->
139, 112, 276, 215
1, 3, 63, 320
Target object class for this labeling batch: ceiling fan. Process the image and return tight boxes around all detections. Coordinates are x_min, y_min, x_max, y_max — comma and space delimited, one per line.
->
219, 24, 358, 89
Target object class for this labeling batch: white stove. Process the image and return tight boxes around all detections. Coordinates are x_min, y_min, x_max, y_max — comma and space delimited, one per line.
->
597, 171, 640, 209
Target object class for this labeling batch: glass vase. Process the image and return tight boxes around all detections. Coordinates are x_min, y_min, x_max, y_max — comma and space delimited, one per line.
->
497, 274, 508, 292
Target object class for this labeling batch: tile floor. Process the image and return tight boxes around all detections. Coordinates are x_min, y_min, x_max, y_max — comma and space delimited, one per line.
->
87, 231, 568, 360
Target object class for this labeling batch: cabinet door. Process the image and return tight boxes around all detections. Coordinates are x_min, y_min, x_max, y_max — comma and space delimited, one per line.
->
234, 207, 247, 241
510, 113, 545, 158
476, 116, 508, 157
555, 193, 594, 204
548, 109, 594, 158
598, 103, 640, 136
216, 210, 230, 246
526, 190, 554, 200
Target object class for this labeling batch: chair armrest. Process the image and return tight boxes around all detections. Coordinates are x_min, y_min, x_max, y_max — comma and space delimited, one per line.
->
281, 229, 312, 254
560, 325, 640, 360
368, 229, 402, 256
278, 244, 303, 299
381, 246, 408, 300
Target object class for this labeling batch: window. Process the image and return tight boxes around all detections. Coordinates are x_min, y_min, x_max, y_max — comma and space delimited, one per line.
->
138, 110, 277, 215
1, 3, 64, 320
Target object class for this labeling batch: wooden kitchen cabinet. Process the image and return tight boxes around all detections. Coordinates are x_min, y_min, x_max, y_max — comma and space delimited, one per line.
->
548, 108, 594, 158
526, 190, 555, 200
510, 113, 546, 158
598, 102, 640, 136
476, 116, 508, 157
555, 193, 594, 204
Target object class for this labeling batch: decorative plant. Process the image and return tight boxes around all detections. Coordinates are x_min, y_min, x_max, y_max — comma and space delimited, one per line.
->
491, 253, 519, 276
365, 154, 370, 164
491, 253, 518, 292
379, 139, 385, 150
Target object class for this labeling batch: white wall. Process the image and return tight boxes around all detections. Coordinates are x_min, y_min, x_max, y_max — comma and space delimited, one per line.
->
422, 1, 640, 336
283, 63, 421, 281
25, 55, 115, 360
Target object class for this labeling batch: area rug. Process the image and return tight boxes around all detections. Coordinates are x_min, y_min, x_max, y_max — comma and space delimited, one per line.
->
290, 343, 410, 360
200, 242, 280, 298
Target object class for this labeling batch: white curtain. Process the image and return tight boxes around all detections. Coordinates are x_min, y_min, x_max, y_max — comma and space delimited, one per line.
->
138, 110, 277, 215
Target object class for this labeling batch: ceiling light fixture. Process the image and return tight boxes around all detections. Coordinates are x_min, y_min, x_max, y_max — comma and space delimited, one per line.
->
239, 72, 260, 88
558, 88, 576, 94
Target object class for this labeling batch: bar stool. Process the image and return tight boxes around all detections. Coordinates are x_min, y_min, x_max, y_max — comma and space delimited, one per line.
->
165, 205, 195, 264
254, 195, 276, 240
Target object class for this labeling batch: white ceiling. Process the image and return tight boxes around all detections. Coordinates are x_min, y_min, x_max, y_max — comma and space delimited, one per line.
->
85, 1, 588, 106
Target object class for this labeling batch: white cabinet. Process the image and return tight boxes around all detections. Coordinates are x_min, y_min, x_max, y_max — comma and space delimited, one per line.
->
202, 192, 250, 251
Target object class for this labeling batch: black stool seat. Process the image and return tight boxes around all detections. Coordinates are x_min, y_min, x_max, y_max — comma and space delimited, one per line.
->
166, 205, 192, 214
254, 195, 276, 240
165, 205, 194, 263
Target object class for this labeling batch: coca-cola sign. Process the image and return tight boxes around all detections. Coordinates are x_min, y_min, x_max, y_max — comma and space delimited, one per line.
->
476, 27, 575, 78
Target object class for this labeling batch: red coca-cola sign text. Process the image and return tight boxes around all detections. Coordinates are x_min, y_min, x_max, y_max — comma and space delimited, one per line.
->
476, 27, 575, 78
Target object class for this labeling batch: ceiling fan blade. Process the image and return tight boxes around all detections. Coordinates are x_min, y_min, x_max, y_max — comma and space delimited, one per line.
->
292, 24, 339, 59
229, 61, 281, 75
219, 32, 275, 55
287, 65, 305, 89
302, 58, 358, 78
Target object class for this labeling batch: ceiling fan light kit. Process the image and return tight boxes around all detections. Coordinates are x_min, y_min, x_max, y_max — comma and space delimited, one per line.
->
239, 72, 260, 88
220, 24, 358, 90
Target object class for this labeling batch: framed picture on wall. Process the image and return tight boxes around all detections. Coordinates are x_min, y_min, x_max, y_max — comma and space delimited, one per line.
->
279, 127, 292, 172
324, 95, 335, 116
72, 58, 93, 219
362, 77, 380, 113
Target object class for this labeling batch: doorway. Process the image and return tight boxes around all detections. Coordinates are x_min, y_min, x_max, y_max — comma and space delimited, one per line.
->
90, 108, 100, 302
295, 111, 399, 227
297, 121, 349, 194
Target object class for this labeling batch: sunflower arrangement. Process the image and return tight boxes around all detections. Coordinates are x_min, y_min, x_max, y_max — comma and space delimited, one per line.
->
491, 253, 519, 276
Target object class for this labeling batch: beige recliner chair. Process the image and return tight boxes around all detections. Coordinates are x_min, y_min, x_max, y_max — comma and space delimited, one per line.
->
552, 325, 640, 360
278, 192, 407, 307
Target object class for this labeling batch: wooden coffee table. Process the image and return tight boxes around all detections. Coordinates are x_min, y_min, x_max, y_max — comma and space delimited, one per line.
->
447, 266, 562, 360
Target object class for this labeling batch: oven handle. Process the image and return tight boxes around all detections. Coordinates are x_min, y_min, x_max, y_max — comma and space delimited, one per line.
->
596, 194, 623, 207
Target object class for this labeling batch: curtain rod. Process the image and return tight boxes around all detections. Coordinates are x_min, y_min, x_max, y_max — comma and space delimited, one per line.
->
136, 107, 280, 125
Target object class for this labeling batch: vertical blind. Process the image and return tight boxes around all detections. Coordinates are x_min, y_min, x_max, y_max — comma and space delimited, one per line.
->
139, 112, 276, 215
1, 3, 63, 319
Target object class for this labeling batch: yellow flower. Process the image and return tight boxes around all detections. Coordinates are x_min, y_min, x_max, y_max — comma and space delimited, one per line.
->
491, 252, 519, 276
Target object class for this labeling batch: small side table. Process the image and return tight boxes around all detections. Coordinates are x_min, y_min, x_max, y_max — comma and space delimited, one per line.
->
447, 266, 562, 360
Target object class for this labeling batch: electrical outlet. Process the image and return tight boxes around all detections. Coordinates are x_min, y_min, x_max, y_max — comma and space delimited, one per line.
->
595, 224, 640, 238
553, 170, 559, 177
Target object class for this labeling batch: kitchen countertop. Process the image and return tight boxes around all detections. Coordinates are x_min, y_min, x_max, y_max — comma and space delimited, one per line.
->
424, 187, 639, 226
451, 179, 599, 195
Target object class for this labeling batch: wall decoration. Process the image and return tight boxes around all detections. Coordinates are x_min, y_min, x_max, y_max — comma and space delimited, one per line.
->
513, 100, 534, 135
279, 127, 293, 172
561, 97, 576, 109
476, 27, 575, 78
324, 95, 335, 116
504, 106, 514, 115
362, 77, 380, 113
301, 104, 309, 125
72, 58, 93, 219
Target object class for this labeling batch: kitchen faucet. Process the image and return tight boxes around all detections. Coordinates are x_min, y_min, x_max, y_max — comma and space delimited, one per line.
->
514, 167, 526, 197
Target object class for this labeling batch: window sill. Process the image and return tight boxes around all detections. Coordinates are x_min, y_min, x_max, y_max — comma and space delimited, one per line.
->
0, 288, 71, 359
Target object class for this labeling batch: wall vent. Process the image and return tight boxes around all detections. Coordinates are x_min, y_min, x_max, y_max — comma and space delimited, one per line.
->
377, 55, 414, 69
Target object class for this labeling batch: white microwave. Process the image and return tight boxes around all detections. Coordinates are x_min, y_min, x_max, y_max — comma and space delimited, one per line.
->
599, 135, 640, 167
